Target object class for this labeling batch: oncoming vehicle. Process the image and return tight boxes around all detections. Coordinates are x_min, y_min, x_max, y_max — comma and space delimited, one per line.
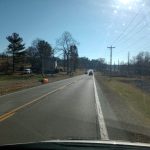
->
88, 70, 93, 76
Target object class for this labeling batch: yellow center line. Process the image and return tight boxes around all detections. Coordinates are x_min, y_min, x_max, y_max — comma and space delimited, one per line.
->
0, 112, 15, 122
0, 89, 58, 122
0, 80, 80, 122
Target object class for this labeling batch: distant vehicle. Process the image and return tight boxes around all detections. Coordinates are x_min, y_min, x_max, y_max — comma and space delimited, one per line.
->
89, 71, 93, 76
23, 68, 32, 74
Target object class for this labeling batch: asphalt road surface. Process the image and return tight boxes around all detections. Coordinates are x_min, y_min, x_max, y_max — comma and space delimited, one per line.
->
0, 74, 149, 145
0, 75, 100, 145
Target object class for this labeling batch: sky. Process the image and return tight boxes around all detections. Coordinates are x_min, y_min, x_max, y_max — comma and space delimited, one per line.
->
0, 0, 150, 63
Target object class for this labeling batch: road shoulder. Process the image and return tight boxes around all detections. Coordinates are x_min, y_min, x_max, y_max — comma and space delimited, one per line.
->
95, 73, 150, 143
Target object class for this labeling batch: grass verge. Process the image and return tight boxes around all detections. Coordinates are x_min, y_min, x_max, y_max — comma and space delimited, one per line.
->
96, 74, 150, 123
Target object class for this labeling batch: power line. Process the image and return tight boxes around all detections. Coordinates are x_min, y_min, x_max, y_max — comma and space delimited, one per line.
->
112, 8, 142, 45
115, 7, 150, 52
125, 35, 147, 50
114, 16, 150, 54
122, 24, 148, 49
127, 14, 150, 49
123, 23, 150, 51
117, 17, 147, 46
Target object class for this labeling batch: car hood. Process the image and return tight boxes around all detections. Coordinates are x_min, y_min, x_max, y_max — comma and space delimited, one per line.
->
1, 140, 150, 149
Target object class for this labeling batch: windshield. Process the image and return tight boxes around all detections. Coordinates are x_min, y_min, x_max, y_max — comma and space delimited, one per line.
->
0, 0, 150, 146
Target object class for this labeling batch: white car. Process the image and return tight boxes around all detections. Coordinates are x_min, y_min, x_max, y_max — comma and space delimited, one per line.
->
23, 69, 32, 74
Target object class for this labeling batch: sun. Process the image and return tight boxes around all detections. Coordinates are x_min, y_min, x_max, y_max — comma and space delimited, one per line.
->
119, 0, 131, 5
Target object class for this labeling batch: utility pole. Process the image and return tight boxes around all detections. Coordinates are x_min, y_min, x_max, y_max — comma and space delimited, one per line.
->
114, 61, 115, 72
107, 46, 115, 77
118, 59, 120, 74
128, 52, 130, 76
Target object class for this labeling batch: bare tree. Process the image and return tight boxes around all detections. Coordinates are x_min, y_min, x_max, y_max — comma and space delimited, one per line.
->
56, 31, 78, 74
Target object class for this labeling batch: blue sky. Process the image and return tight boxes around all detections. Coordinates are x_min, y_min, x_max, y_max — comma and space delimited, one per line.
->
0, 0, 150, 63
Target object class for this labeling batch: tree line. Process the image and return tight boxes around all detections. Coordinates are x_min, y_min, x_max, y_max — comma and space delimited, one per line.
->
0, 31, 79, 75
119, 51, 150, 76
0, 32, 150, 76
73, 52, 150, 77
102, 51, 150, 77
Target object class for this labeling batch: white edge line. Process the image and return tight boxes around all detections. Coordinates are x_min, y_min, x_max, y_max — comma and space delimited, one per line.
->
93, 75, 109, 140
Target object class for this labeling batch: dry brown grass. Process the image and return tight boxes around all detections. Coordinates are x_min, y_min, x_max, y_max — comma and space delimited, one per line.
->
96, 74, 150, 123
0, 70, 84, 96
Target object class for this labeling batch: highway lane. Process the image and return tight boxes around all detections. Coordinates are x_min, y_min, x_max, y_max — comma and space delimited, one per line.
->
0, 75, 100, 145
0, 75, 85, 116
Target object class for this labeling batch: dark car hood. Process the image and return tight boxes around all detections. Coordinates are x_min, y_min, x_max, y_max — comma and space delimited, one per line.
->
0, 140, 150, 150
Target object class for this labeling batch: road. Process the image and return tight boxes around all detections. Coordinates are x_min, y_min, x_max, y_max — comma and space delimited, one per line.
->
0, 74, 150, 145
0, 75, 100, 144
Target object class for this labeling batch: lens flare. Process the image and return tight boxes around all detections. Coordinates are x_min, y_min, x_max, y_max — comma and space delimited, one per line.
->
119, 0, 131, 5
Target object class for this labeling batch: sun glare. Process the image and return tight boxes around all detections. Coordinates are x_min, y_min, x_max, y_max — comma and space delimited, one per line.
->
119, 0, 131, 5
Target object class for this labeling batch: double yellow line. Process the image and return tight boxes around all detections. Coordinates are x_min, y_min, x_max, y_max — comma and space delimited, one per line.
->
0, 81, 75, 122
